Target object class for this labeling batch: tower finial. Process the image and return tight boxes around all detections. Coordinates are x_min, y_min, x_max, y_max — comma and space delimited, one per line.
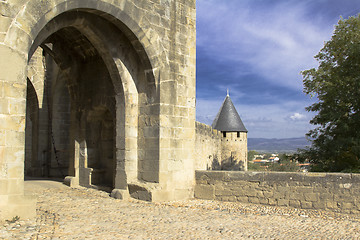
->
227, 88, 229, 96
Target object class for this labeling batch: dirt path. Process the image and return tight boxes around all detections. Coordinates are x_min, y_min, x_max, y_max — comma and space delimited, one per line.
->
1, 180, 360, 239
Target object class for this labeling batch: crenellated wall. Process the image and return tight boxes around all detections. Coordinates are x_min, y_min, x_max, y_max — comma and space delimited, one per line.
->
195, 122, 248, 171
195, 171, 360, 214
195, 122, 222, 170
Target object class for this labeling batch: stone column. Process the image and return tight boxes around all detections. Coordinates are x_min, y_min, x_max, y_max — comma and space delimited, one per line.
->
152, 0, 197, 201
0, 45, 36, 221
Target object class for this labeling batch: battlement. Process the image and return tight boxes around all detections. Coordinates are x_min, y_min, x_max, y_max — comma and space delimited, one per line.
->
221, 131, 247, 141
195, 121, 222, 138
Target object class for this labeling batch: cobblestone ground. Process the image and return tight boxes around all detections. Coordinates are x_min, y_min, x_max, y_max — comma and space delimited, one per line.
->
1, 180, 360, 240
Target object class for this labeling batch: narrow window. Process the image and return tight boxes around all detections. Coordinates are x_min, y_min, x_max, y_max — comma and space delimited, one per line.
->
237, 132, 240, 138
223, 132, 226, 138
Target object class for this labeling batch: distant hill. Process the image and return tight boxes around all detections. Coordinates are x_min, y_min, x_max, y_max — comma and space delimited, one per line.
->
248, 137, 310, 153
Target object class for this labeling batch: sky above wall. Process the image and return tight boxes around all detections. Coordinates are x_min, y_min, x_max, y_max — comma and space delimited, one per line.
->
196, 0, 360, 138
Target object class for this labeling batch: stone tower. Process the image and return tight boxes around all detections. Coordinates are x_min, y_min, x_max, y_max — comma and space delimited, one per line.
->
212, 93, 248, 170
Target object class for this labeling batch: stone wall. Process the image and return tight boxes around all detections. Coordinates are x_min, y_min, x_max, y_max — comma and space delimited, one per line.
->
0, 0, 196, 221
195, 171, 360, 214
221, 132, 247, 171
194, 122, 222, 170
195, 122, 248, 171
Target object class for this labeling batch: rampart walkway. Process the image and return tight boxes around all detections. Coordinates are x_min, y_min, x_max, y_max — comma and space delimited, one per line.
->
1, 180, 360, 239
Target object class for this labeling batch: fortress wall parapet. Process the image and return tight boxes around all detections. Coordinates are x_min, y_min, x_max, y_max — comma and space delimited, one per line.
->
195, 171, 360, 214
195, 121, 222, 138
194, 121, 222, 170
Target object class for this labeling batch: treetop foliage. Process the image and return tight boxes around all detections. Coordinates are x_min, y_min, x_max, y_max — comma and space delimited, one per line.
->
301, 14, 360, 172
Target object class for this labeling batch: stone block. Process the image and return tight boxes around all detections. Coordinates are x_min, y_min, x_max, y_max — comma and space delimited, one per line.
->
326, 201, 337, 209
0, 15, 12, 33
339, 202, 353, 210
264, 172, 300, 183
350, 187, 360, 195
194, 184, 214, 200
245, 189, 258, 197
312, 201, 326, 209
173, 188, 193, 200
304, 193, 319, 202
5, 130, 24, 147
268, 198, 277, 206
0, 33, 5, 43
289, 192, 304, 200
262, 191, 274, 198
128, 184, 152, 201
0, 115, 26, 131
350, 174, 360, 184
150, 189, 174, 202
160, 81, 177, 105
217, 195, 236, 202
0, 179, 8, 195
63, 176, 79, 187
236, 196, 248, 203
0, 45, 27, 82
3, 82, 26, 99
334, 192, 352, 202
0, 131, 4, 146
6, 162, 23, 178
259, 198, 268, 204
319, 192, 333, 201
167, 159, 184, 171
0, 98, 8, 114
289, 200, 301, 208
5, 147, 24, 166
256, 191, 264, 198
205, 171, 226, 182
142, 127, 158, 139
350, 209, 360, 214
111, 189, 130, 200
140, 170, 159, 183
195, 171, 210, 182
296, 186, 313, 193
273, 191, 286, 199
339, 183, 353, 189
300, 201, 313, 209
226, 171, 261, 182
215, 188, 232, 196
277, 199, 289, 207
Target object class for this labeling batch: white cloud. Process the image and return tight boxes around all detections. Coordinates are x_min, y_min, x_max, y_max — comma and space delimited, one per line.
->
290, 112, 306, 121
197, 0, 335, 90
195, 0, 343, 138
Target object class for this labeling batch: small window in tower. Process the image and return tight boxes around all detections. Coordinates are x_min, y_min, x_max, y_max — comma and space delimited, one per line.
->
237, 132, 240, 138
223, 132, 226, 138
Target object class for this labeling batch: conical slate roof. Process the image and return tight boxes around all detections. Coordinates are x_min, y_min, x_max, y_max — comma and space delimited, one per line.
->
212, 94, 248, 132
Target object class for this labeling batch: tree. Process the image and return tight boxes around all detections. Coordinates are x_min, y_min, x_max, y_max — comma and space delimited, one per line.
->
301, 14, 360, 172
247, 150, 258, 161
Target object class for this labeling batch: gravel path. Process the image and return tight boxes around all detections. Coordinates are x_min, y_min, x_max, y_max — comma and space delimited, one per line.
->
1, 180, 360, 239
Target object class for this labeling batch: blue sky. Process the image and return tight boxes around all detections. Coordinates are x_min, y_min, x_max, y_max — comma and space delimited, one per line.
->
196, 0, 360, 139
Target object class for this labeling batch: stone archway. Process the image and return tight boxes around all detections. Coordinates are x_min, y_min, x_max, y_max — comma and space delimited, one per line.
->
0, 0, 196, 221
25, 10, 153, 194
24, 78, 40, 177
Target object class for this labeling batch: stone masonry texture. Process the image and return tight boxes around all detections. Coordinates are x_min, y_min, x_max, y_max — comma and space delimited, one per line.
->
195, 171, 360, 214
195, 122, 248, 171
0, 0, 196, 221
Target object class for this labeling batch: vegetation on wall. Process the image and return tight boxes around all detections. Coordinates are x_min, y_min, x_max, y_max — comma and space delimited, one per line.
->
299, 15, 360, 172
